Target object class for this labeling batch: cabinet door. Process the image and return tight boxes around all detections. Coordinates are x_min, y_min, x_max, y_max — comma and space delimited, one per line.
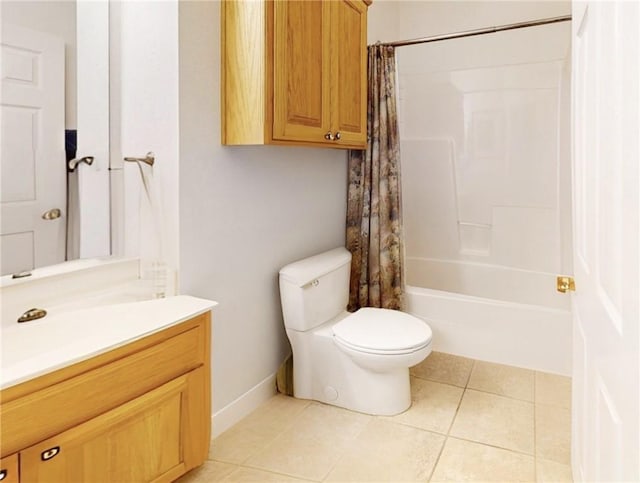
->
272, 0, 332, 143
0, 454, 19, 483
331, 0, 368, 148
20, 374, 192, 483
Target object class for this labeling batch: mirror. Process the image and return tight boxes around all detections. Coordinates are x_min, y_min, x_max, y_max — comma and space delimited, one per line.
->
0, 1, 111, 277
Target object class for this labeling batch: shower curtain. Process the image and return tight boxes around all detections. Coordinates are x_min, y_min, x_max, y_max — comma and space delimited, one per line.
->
346, 44, 404, 312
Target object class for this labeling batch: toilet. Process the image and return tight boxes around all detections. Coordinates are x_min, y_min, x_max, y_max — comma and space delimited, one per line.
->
279, 247, 432, 416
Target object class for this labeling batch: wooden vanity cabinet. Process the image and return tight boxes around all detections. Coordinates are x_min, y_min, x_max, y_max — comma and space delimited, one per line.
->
0, 454, 19, 483
222, 0, 369, 149
0, 312, 211, 483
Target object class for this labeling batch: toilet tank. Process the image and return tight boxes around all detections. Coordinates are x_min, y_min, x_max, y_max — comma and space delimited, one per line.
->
279, 247, 352, 332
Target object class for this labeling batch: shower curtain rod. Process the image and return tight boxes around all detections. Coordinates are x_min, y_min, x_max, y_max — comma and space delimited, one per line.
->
380, 15, 572, 48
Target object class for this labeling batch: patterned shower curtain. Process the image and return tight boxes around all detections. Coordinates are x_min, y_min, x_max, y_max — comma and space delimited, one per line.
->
346, 44, 404, 312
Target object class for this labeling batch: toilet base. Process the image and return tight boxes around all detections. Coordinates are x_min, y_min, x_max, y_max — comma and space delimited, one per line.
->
287, 326, 417, 416
317, 359, 412, 416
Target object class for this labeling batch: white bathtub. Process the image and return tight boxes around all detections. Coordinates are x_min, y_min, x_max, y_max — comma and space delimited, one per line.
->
405, 257, 572, 376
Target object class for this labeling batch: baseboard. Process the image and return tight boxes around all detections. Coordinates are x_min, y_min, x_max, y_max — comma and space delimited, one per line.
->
211, 372, 277, 438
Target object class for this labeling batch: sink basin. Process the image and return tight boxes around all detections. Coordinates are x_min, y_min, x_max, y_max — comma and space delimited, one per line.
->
3, 280, 155, 361
0, 295, 216, 390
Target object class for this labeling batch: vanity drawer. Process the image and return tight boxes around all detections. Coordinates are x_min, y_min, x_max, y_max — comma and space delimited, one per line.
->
0, 318, 207, 456
0, 454, 18, 483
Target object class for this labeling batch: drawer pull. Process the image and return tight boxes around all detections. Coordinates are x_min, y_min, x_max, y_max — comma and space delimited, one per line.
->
0, 469, 6, 480
41, 446, 60, 461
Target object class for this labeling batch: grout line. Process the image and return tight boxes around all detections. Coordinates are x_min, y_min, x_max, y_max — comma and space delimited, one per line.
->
445, 386, 467, 436
465, 387, 536, 405
380, 417, 450, 437
232, 462, 322, 482
465, 359, 476, 388
447, 435, 536, 458
411, 372, 467, 388
414, 371, 537, 405
321, 415, 375, 482
427, 433, 448, 482
466, 386, 535, 404
428, 384, 469, 482
213, 399, 313, 467
428, 356, 540, 480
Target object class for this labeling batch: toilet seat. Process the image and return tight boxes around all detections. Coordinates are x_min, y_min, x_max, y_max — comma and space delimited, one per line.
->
332, 308, 432, 355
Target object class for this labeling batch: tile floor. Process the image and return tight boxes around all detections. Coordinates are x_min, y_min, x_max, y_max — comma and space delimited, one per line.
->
178, 352, 573, 482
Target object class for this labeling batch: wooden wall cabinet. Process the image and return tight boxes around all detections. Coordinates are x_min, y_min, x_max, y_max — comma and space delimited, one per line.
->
0, 313, 211, 483
222, 0, 370, 150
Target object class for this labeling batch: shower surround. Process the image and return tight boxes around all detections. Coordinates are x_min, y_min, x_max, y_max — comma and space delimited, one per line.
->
398, 21, 572, 375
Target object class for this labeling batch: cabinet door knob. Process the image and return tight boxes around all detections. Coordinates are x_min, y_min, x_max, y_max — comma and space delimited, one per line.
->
0, 469, 7, 481
335, 132, 341, 140
324, 131, 335, 141
41, 446, 60, 461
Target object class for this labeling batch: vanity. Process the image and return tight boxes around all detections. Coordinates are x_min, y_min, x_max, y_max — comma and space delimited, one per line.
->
0, 295, 215, 483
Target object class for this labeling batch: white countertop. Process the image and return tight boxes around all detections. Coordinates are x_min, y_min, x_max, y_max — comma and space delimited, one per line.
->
0, 295, 217, 390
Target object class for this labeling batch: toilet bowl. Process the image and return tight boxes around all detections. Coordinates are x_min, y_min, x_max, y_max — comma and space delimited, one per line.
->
333, 307, 432, 371
280, 248, 433, 415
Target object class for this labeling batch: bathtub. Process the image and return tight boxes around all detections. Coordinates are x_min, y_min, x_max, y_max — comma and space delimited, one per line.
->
405, 257, 572, 376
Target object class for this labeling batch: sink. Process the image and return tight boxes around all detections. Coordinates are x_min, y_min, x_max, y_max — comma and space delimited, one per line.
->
1, 258, 144, 330
0, 258, 216, 390
0, 295, 216, 390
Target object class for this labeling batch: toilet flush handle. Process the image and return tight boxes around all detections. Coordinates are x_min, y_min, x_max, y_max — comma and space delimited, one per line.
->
303, 279, 320, 289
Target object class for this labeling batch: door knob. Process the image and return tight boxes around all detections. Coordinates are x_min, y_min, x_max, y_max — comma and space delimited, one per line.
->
324, 131, 335, 141
335, 132, 341, 140
556, 276, 576, 293
42, 208, 62, 220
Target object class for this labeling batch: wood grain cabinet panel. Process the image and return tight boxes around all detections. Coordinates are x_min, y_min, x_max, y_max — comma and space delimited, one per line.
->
0, 454, 19, 483
20, 375, 190, 483
0, 312, 211, 483
0, 324, 204, 456
20, 369, 201, 483
222, 0, 370, 149
272, 0, 331, 143
331, 0, 367, 146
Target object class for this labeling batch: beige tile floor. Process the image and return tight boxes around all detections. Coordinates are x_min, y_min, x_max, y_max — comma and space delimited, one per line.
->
178, 352, 573, 483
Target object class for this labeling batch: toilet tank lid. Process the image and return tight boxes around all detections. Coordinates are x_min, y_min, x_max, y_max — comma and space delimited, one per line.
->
279, 247, 352, 287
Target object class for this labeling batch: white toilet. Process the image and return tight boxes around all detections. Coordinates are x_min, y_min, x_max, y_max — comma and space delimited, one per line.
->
279, 247, 432, 416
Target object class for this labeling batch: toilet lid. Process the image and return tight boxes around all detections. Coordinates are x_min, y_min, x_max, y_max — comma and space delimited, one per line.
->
333, 308, 432, 354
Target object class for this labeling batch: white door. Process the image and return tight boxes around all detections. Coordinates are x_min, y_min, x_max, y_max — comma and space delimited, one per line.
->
571, 1, 639, 481
1, 24, 66, 276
